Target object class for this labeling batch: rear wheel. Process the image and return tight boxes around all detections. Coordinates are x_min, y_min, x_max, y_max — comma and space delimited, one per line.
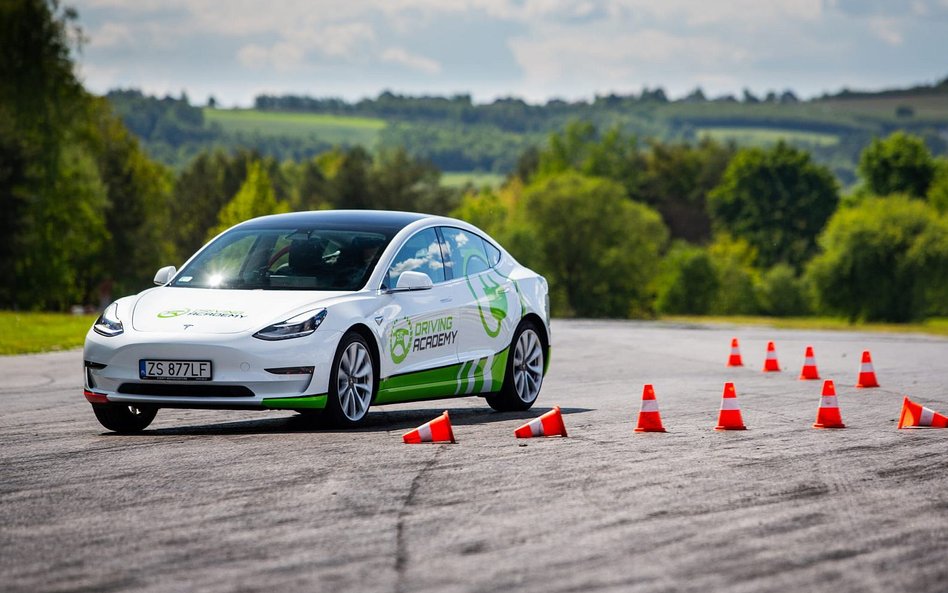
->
325, 332, 377, 427
486, 320, 545, 412
91, 403, 158, 433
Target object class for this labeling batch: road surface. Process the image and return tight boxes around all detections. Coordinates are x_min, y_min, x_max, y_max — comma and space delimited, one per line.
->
2, 320, 947, 592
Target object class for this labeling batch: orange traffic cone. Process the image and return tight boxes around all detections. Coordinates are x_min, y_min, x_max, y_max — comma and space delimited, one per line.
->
514, 406, 568, 438
799, 346, 820, 380
714, 382, 747, 430
856, 350, 879, 388
897, 396, 948, 429
634, 384, 666, 433
403, 411, 456, 444
727, 338, 744, 367
813, 380, 845, 429
763, 341, 780, 372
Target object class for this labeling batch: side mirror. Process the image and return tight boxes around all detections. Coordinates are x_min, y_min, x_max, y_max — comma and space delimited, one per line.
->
153, 265, 177, 286
392, 271, 433, 292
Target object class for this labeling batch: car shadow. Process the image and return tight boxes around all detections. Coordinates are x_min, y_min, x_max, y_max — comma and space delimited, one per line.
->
114, 405, 593, 436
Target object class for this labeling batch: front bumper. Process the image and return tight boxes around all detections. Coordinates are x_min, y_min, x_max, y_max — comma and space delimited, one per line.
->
83, 328, 341, 410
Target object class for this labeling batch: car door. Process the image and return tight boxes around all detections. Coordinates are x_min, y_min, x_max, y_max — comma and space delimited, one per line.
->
438, 226, 521, 395
374, 227, 461, 403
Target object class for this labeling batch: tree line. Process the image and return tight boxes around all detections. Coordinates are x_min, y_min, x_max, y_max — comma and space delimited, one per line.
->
3, 0, 947, 323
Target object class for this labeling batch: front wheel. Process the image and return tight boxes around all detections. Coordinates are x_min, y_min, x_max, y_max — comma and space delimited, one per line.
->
92, 403, 158, 433
325, 332, 377, 427
486, 321, 545, 412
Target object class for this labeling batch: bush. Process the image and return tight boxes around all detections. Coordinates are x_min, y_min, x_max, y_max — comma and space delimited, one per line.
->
757, 264, 811, 317
654, 244, 718, 315
807, 195, 948, 321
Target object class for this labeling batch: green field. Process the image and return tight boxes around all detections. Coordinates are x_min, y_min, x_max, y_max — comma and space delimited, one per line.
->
0, 311, 98, 355
697, 126, 840, 147
441, 172, 506, 189
204, 109, 386, 146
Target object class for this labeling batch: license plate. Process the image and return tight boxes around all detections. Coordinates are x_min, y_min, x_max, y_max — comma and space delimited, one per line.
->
139, 360, 212, 381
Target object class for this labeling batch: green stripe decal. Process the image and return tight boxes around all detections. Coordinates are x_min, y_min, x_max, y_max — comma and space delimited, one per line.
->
377, 346, 511, 404
471, 357, 487, 394
262, 394, 328, 410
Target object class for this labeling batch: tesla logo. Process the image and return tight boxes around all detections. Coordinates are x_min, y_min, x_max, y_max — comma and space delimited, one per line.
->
183, 324, 194, 330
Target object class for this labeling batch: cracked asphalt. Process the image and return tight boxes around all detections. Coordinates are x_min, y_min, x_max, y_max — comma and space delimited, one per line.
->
2, 320, 947, 593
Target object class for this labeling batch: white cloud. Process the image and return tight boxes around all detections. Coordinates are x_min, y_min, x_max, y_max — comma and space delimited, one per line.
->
869, 16, 904, 46
88, 22, 133, 48
380, 47, 441, 74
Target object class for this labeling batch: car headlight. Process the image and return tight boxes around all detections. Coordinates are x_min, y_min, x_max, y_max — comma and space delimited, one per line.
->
253, 309, 327, 341
93, 302, 124, 337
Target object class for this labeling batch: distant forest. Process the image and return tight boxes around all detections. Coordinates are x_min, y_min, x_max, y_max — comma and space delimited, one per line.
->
108, 77, 948, 184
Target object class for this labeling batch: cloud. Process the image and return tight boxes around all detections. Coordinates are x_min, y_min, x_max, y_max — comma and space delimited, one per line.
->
868, 16, 904, 45
380, 47, 441, 74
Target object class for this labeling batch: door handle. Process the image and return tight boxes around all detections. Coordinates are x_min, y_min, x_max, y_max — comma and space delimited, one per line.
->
440, 297, 453, 303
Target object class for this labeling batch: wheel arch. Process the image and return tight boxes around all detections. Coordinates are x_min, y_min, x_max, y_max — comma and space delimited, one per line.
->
344, 322, 381, 391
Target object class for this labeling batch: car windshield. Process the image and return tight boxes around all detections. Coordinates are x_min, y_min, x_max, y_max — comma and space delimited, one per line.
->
172, 227, 393, 291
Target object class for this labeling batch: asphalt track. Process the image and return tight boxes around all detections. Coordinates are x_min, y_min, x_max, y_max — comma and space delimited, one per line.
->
2, 320, 947, 593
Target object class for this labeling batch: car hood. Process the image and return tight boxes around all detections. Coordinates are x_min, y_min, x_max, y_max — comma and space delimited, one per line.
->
131, 287, 348, 334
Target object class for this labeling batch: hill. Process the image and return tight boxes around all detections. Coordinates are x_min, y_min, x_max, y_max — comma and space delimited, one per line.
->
106, 78, 948, 184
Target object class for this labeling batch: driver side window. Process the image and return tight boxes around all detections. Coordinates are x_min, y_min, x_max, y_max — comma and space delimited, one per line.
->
386, 228, 446, 288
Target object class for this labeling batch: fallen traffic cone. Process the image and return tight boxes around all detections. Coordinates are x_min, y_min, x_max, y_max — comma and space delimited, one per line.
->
514, 406, 568, 438
813, 380, 845, 429
634, 384, 666, 433
727, 338, 743, 367
799, 346, 820, 380
403, 411, 456, 444
856, 350, 879, 388
714, 382, 747, 430
763, 341, 780, 372
897, 396, 948, 429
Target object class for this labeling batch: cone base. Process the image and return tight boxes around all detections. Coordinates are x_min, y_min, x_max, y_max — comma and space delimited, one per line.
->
799, 374, 820, 380
812, 423, 845, 429
726, 362, 743, 368
714, 426, 747, 431
855, 384, 879, 388
634, 427, 667, 433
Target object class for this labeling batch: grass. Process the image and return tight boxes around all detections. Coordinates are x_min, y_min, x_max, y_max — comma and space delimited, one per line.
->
204, 108, 386, 145
661, 315, 948, 337
0, 311, 98, 355
3, 310, 944, 356
697, 126, 839, 147
441, 172, 506, 189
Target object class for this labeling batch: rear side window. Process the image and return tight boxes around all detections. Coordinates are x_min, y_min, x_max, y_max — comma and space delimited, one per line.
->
440, 227, 490, 278
386, 228, 446, 287
482, 239, 502, 267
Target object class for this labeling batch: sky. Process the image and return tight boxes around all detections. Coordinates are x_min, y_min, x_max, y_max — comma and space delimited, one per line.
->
71, 0, 948, 107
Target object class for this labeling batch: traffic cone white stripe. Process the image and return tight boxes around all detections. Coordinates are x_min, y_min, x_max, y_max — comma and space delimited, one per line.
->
640, 399, 659, 412
920, 407, 935, 426
418, 423, 432, 441
720, 398, 740, 410
861, 362, 874, 372
820, 396, 839, 409
731, 346, 740, 355
528, 418, 543, 436
804, 356, 816, 365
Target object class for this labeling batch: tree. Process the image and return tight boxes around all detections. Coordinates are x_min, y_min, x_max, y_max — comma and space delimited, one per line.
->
807, 196, 948, 322
519, 173, 668, 317
708, 142, 839, 269
653, 244, 718, 314
641, 139, 733, 243
858, 131, 935, 198
207, 162, 289, 239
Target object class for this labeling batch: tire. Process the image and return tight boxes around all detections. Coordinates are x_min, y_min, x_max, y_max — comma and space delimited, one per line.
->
324, 332, 377, 427
486, 320, 545, 412
92, 403, 158, 433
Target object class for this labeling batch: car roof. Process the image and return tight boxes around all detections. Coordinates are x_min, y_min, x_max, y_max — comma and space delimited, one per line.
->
239, 210, 431, 233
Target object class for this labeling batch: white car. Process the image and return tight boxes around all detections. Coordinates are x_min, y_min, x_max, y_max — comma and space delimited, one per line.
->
83, 210, 551, 432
